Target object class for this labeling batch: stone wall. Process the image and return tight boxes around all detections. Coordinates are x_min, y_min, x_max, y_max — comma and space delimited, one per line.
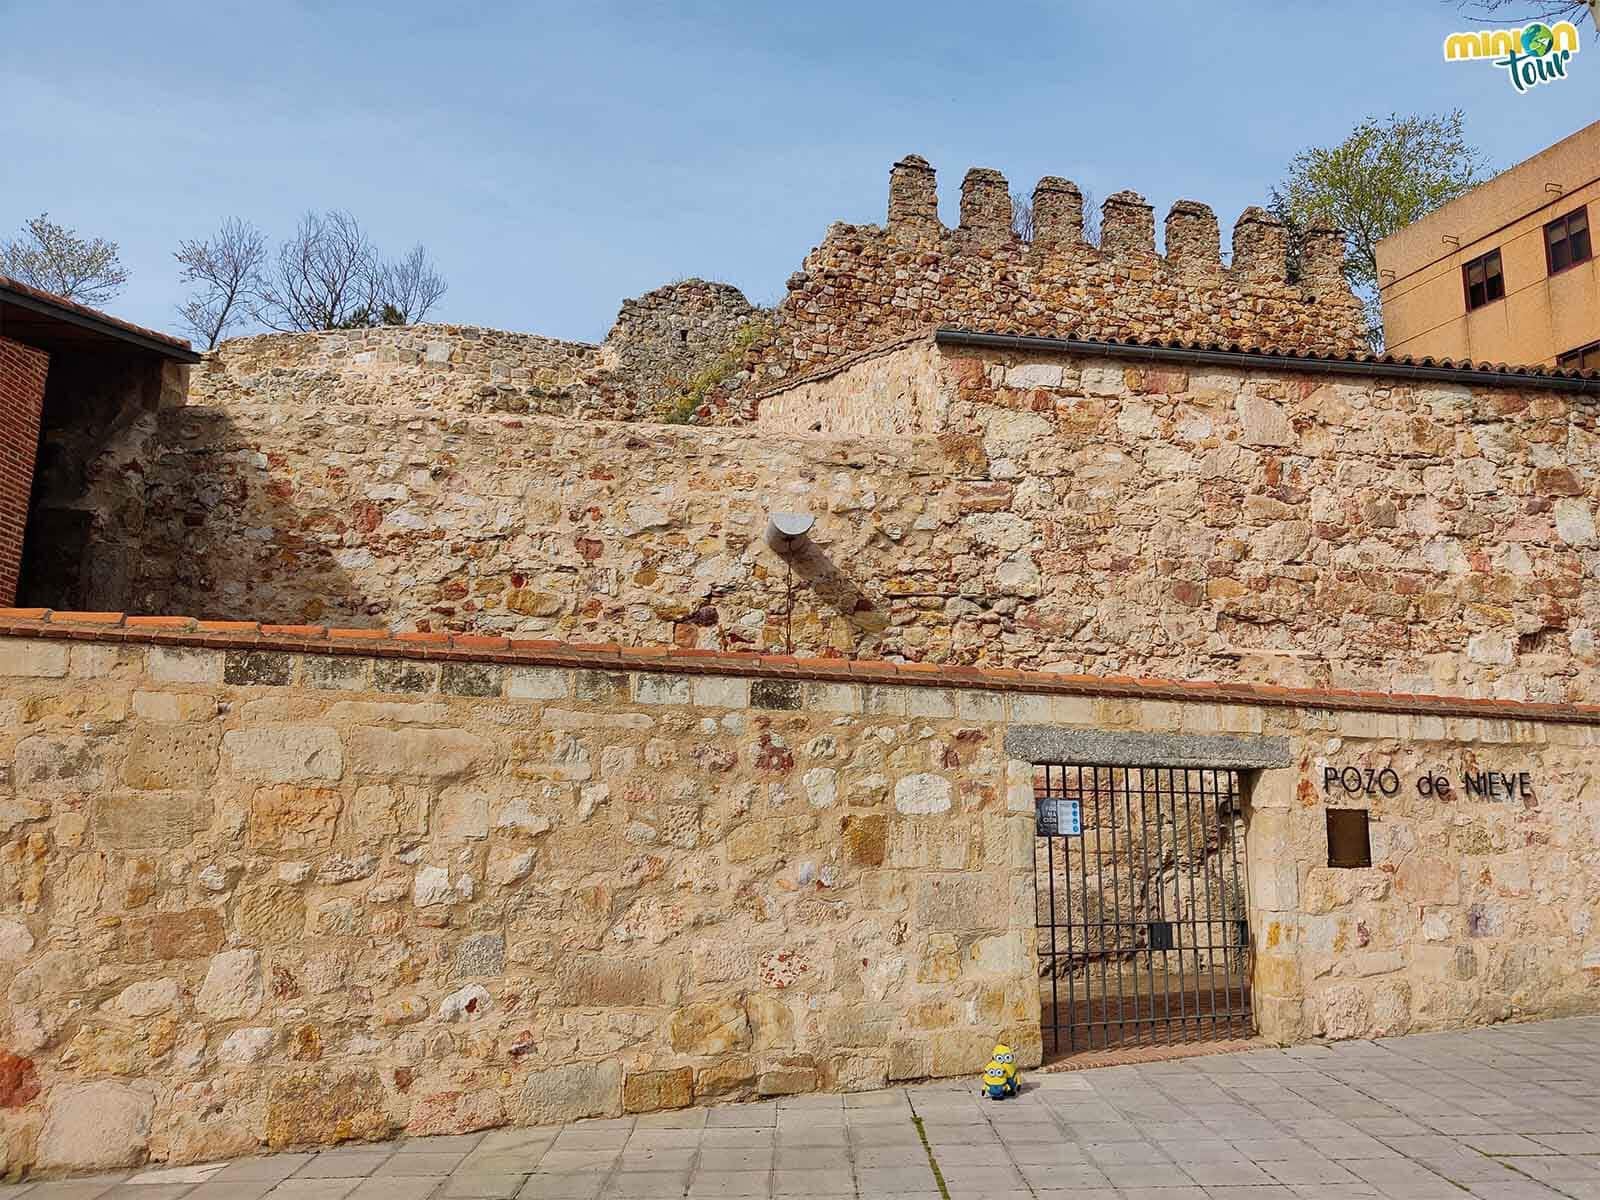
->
708, 156, 1368, 411
600, 281, 761, 414
0, 617, 1597, 1173
0, 627, 1041, 1175
116, 337, 1600, 704
190, 280, 766, 425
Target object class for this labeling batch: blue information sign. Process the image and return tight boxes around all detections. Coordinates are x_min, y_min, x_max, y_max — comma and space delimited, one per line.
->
1036, 797, 1082, 837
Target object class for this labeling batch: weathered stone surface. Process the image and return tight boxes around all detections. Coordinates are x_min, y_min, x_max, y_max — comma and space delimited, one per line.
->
218, 1027, 275, 1063
669, 1000, 751, 1055
516, 1061, 622, 1125
93, 791, 208, 850
623, 1067, 693, 1113
37, 1082, 154, 1170
406, 1089, 506, 1135
196, 949, 263, 1019
347, 728, 492, 780
222, 727, 343, 783
248, 786, 343, 848
114, 978, 180, 1018
265, 1068, 391, 1148
121, 726, 222, 790
894, 773, 952, 815
120, 910, 224, 963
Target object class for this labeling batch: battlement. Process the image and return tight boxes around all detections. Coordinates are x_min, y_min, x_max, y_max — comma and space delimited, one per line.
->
883, 157, 1349, 295
723, 155, 1368, 398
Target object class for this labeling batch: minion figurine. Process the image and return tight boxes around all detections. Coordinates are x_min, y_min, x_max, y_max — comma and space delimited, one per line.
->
979, 1043, 1020, 1099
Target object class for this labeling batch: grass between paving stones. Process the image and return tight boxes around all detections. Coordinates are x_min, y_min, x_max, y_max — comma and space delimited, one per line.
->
906, 1101, 952, 1200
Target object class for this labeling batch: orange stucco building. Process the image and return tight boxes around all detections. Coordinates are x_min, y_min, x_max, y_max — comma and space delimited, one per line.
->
1376, 119, 1599, 369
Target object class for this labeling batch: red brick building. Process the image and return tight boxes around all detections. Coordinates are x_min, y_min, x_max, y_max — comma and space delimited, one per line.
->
0, 278, 199, 606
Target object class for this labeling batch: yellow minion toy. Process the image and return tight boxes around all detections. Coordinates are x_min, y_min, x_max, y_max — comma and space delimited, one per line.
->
979, 1043, 1020, 1099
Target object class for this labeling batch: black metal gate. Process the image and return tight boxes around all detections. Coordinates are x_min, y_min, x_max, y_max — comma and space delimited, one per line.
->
1034, 763, 1253, 1058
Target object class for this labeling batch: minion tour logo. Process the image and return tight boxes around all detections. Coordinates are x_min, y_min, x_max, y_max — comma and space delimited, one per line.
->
1444, 21, 1582, 92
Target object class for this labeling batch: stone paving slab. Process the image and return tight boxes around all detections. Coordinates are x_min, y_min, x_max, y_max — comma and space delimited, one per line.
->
17, 1017, 1600, 1199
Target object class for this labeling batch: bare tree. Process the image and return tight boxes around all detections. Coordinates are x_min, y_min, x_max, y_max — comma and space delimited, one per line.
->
1449, 0, 1597, 26
0, 213, 129, 305
252, 210, 383, 331
1010, 188, 1102, 245
377, 243, 447, 324
175, 218, 267, 349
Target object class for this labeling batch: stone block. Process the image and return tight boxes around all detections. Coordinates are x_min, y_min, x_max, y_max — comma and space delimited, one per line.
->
93, 791, 208, 849
248, 786, 343, 848
694, 675, 751, 709
441, 663, 505, 698
223, 727, 344, 783
757, 1060, 819, 1097
121, 725, 222, 791
15, 734, 106, 793
373, 660, 440, 694
623, 1067, 693, 1113
842, 814, 887, 866
750, 679, 802, 710
265, 1068, 392, 1148
573, 671, 627, 702
928, 1030, 992, 1076
0, 640, 68, 678
37, 1081, 154, 1170
515, 1060, 622, 1125
887, 1039, 929, 1081
132, 691, 219, 722
507, 667, 572, 700
120, 909, 224, 962
694, 1056, 756, 1101
803, 681, 857, 714
914, 874, 1005, 931
453, 933, 507, 978
634, 673, 690, 705
894, 773, 952, 815
347, 727, 492, 781
224, 651, 295, 686
197, 949, 263, 1019
669, 1000, 751, 1054
406, 1090, 506, 1136
147, 647, 223, 685
303, 656, 370, 691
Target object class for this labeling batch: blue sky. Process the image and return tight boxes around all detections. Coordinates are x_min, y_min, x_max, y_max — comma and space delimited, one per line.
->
5, 0, 1597, 345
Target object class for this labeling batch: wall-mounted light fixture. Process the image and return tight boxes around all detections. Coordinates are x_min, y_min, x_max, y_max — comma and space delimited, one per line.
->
764, 512, 815, 555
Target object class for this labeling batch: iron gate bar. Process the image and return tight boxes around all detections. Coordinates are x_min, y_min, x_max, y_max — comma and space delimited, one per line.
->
1034, 762, 1255, 1057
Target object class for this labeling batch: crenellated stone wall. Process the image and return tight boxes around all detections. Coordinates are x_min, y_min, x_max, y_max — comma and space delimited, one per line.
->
708, 156, 1368, 412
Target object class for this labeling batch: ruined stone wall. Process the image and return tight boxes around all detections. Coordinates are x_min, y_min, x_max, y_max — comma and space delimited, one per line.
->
191, 280, 765, 424
0, 620, 1597, 1173
190, 326, 620, 420
119, 340, 1600, 704
709, 156, 1368, 411
600, 281, 762, 413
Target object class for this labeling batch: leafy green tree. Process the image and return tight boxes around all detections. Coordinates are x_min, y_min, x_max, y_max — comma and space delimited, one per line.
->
0, 213, 129, 305
1272, 111, 1490, 349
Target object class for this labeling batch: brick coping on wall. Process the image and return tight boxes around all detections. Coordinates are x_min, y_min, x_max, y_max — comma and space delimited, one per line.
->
4, 608, 1598, 726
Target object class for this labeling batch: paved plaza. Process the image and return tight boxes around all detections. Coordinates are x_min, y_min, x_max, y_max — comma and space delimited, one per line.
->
12, 1017, 1600, 1200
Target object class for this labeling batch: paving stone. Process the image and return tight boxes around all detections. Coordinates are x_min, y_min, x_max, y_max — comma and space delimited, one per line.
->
684, 1173, 771, 1198
128, 1166, 229, 1186
512, 1175, 607, 1200
346, 1180, 439, 1200
397, 1139, 486, 1157
292, 1159, 395, 1182
265, 1184, 363, 1200
616, 1150, 696, 1174
771, 1169, 853, 1195
695, 1150, 772, 1173
852, 1164, 936, 1193
27, 1185, 127, 1200
103, 1189, 194, 1200
373, 1156, 469, 1179
605, 1172, 689, 1198
436, 1176, 527, 1199
184, 1182, 281, 1200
